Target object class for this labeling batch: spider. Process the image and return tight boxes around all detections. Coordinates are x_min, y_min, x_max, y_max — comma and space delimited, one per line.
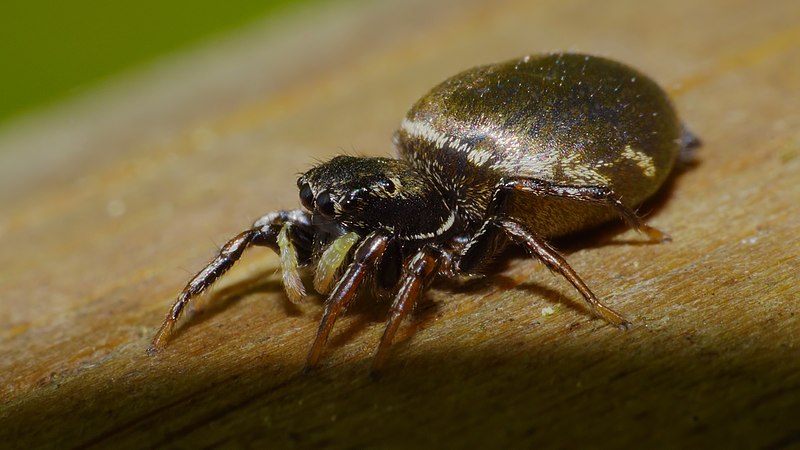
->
149, 53, 698, 374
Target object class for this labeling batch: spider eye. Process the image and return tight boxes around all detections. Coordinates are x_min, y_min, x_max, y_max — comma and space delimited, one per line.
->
316, 191, 336, 217
299, 183, 314, 210
379, 178, 396, 194
340, 190, 361, 212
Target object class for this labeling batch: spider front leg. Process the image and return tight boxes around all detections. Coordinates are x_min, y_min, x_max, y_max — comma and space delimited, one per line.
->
148, 209, 312, 354
305, 232, 389, 371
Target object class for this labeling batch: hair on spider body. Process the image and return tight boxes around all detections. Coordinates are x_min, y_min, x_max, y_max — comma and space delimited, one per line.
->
149, 52, 699, 375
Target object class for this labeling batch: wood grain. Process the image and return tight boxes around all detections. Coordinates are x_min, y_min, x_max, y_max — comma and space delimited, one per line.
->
1, 0, 798, 448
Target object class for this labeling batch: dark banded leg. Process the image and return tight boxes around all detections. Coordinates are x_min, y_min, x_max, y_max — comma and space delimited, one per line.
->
149, 229, 261, 353
371, 246, 440, 376
494, 178, 669, 242
148, 209, 312, 354
498, 219, 630, 329
305, 232, 389, 371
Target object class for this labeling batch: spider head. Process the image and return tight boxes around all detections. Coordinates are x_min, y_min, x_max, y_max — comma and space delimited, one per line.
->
297, 156, 454, 240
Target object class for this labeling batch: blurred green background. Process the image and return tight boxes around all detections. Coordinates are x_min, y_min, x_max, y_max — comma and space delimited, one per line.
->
0, 0, 318, 126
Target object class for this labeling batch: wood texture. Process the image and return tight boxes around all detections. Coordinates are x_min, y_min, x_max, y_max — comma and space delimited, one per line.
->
1, 0, 798, 448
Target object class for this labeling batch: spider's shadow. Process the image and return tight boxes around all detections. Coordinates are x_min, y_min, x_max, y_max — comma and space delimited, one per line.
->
445, 256, 593, 321
170, 267, 305, 342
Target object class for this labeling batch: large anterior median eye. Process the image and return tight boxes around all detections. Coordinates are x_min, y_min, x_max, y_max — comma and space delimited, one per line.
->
299, 183, 314, 210
316, 191, 336, 217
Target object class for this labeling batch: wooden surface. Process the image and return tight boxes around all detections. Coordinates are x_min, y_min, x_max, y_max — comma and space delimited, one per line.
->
1, 0, 799, 448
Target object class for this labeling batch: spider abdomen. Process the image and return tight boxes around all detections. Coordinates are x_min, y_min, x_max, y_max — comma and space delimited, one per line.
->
395, 53, 684, 237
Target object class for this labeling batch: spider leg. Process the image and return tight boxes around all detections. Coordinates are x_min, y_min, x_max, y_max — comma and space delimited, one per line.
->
498, 219, 630, 329
305, 232, 389, 371
148, 209, 312, 354
494, 178, 669, 242
454, 177, 664, 327
371, 245, 440, 376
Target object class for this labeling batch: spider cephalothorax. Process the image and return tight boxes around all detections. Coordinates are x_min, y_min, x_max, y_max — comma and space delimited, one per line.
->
298, 156, 454, 241
149, 53, 698, 375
